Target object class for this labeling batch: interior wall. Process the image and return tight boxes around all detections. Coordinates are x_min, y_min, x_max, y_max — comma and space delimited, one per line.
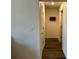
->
45, 7, 60, 38
59, 2, 67, 57
11, 0, 41, 59
39, 2, 45, 58
62, 3, 67, 57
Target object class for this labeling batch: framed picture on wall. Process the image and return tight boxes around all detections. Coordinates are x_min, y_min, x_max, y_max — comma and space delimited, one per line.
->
49, 17, 56, 21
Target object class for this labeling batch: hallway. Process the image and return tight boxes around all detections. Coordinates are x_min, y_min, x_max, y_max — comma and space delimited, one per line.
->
42, 38, 66, 59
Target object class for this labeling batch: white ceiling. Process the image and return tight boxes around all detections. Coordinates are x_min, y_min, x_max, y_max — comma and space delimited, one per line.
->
44, 2, 62, 8
40, 0, 67, 2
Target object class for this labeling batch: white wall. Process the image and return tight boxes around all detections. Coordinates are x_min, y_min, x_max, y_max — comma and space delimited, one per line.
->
11, 0, 41, 59
45, 7, 60, 38
59, 2, 67, 57
39, 2, 45, 59
62, 3, 67, 57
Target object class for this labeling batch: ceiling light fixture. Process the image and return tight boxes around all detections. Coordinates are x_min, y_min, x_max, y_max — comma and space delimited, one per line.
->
51, 2, 55, 5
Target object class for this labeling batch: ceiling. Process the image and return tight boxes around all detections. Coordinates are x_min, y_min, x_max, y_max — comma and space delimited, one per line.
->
45, 2, 62, 8
40, 0, 67, 2
39, 1, 62, 8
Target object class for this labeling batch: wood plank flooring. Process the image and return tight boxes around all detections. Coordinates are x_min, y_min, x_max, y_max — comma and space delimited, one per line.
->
42, 38, 66, 59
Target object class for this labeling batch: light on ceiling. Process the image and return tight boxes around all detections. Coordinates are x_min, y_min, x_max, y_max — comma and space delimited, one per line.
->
51, 2, 55, 5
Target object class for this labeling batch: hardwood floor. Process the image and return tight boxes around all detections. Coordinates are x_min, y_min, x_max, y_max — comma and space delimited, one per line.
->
42, 38, 66, 59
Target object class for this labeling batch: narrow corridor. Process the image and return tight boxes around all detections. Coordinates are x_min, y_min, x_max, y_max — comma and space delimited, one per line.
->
42, 38, 66, 59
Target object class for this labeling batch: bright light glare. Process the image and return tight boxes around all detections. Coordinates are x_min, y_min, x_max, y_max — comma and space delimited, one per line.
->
51, 2, 55, 5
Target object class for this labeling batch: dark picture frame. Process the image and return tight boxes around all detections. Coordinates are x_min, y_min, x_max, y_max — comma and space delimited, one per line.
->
49, 17, 56, 21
